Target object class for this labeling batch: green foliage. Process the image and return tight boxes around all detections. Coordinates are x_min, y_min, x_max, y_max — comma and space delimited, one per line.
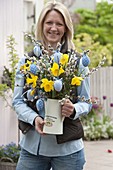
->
0, 142, 20, 163
0, 35, 19, 94
75, 24, 113, 45
73, 33, 112, 68
74, 1, 113, 66
96, 1, 113, 27
0, 35, 19, 108
75, 9, 97, 27
0, 84, 9, 97
75, 2, 113, 45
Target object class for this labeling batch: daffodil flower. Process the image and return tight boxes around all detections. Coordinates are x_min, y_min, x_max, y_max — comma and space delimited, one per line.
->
40, 78, 54, 92
20, 60, 32, 72
26, 73, 38, 88
71, 76, 83, 86
60, 54, 69, 66
50, 63, 64, 76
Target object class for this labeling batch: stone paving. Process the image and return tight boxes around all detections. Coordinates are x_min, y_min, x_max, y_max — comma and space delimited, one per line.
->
84, 140, 113, 170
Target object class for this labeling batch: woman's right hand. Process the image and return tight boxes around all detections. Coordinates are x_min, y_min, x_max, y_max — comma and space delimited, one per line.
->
34, 116, 45, 135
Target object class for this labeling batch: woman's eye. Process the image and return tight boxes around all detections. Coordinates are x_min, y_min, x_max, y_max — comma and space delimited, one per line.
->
46, 22, 52, 25
45, 21, 64, 26
58, 24, 62, 26
57, 23, 64, 26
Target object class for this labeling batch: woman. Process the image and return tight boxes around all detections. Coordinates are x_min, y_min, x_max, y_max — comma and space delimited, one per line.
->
12, 1, 92, 170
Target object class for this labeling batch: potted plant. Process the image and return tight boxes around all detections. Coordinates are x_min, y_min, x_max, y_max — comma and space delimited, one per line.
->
0, 142, 20, 170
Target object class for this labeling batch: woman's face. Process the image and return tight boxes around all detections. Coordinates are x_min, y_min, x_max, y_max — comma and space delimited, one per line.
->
43, 10, 66, 48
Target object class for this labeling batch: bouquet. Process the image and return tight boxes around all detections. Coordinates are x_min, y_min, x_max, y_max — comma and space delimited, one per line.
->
21, 38, 91, 102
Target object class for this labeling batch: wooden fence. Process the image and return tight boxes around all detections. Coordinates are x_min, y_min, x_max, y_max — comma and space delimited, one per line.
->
90, 66, 113, 119
0, 94, 18, 146
0, 67, 113, 145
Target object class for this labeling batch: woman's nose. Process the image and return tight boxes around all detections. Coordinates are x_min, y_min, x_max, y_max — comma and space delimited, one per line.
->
50, 24, 57, 30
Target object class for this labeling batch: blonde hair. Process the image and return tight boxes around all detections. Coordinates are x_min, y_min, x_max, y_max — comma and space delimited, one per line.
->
36, 1, 75, 51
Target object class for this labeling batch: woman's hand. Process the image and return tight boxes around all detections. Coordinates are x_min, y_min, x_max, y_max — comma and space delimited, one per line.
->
61, 99, 75, 117
34, 116, 45, 135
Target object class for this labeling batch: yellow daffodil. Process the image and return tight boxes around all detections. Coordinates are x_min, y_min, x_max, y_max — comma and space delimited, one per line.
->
26, 73, 38, 88
60, 54, 69, 66
71, 76, 83, 86
50, 63, 64, 76
20, 60, 32, 71
40, 78, 54, 92
59, 66, 64, 75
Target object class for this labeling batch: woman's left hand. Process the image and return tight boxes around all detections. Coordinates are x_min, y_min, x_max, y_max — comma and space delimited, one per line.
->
61, 99, 75, 117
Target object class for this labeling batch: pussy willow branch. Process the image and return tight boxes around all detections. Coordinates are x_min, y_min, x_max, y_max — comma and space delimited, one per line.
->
83, 56, 106, 78
24, 32, 61, 54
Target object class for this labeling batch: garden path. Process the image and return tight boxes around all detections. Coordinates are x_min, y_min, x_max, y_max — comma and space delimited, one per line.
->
84, 140, 113, 170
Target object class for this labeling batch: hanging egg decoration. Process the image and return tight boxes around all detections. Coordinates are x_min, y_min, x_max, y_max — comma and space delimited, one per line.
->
34, 45, 42, 57
36, 99, 45, 118
36, 98, 44, 111
30, 63, 38, 75
53, 51, 62, 64
82, 51, 90, 67
54, 79, 63, 92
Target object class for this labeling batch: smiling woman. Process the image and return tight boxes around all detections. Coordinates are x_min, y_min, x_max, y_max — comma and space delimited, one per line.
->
12, 1, 92, 170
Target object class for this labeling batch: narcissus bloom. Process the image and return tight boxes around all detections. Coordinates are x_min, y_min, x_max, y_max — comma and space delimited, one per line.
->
26, 73, 38, 88
41, 78, 54, 92
60, 54, 69, 65
20, 60, 31, 71
71, 76, 83, 86
51, 63, 64, 76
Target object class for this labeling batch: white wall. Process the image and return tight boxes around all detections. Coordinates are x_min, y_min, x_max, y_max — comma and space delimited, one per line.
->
0, 95, 19, 145
0, 0, 24, 76
35, 0, 44, 23
23, 0, 35, 32
0, 0, 24, 145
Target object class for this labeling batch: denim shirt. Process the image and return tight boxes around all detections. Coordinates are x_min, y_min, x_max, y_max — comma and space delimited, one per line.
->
12, 56, 92, 156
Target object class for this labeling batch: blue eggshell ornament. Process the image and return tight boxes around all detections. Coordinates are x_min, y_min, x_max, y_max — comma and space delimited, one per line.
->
36, 99, 44, 111
53, 51, 61, 64
33, 45, 42, 57
82, 54, 90, 67
54, 79, 63, 92
27, 89, 34, 101
30, 64, 38, 75
36, 99, 45, 118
